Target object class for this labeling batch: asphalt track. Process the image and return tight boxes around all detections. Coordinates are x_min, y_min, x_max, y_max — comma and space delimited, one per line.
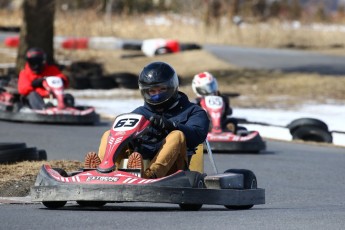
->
1, 44, 345, 229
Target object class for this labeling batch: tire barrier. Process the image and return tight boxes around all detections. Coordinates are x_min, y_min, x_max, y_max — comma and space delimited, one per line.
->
64, 61, 138, 90
0, 142, 47, 164
287, 118, 333, 143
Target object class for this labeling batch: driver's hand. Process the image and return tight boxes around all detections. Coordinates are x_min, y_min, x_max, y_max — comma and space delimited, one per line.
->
149, 115, 177, 132
31, 78, 44, 88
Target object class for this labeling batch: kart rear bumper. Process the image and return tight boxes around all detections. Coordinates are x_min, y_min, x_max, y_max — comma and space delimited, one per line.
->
206, 140, 266, 153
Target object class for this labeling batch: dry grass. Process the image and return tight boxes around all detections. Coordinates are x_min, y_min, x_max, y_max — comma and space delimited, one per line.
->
2, 9, 345, 49
0, 160, 83, 184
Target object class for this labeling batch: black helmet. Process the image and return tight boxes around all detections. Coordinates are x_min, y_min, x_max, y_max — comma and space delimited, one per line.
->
26, 47, 46, 73
138, 62, 179, 109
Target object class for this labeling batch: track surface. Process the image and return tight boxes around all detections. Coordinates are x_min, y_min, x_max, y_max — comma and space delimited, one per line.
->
0, 119, 345, 230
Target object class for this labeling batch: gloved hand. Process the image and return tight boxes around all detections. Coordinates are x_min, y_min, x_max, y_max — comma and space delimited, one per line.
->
150, 115, 177, 132
31, 78, 44, 88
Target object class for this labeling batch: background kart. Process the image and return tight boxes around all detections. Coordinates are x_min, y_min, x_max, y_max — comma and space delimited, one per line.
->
0, 76, 99, 125
31, 113, 265, 210
200, 95, 266, 153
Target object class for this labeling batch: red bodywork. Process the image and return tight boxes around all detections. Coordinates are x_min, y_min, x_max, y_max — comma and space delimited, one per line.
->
98, 113, 151, 172
200, 95, 261, 143
41, 114, 171, 185
0, 90, 14, 106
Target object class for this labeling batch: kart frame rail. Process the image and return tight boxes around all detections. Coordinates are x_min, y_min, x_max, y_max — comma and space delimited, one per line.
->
31, 184, 265, 206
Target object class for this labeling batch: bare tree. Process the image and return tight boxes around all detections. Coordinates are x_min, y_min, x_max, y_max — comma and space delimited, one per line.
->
16, 0, 55, 75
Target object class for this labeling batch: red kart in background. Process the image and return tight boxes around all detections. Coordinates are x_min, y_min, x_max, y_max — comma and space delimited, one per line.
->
0, 76, 99, 125
200, 95, 266, 153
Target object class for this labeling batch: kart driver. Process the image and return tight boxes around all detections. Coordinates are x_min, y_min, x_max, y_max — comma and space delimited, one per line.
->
85, 61, 209, 179
192, 71, 237, 132
17, 47, 72, 110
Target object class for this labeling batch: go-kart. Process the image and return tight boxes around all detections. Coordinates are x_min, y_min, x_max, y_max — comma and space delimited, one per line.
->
200, 95, 266, 153
0, 76, 99, 125
31, 113, 265, 210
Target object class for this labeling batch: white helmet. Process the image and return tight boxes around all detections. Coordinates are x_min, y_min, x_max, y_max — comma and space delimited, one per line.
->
192, 72, 218, 97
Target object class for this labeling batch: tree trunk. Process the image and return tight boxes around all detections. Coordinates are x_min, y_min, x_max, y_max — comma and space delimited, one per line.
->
16, 0, 55, 75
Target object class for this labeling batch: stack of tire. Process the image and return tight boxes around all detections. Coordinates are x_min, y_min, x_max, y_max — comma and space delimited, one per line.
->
0, 142, 47, 164
287, 118, 333, 143
64, 61, 138, 90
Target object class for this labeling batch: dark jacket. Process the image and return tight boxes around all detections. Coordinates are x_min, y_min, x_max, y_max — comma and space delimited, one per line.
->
132, 92, 209, 159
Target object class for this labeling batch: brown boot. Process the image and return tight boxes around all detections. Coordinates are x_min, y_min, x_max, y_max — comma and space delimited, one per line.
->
127, 152, 144, 173
84, 152, 101, 168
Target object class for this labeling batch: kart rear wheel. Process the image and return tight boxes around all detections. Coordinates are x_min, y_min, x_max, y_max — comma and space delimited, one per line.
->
76, 201, 107, 207
223, 169, 257, 210
42, 201, 67, 209
179, 172, 204, 211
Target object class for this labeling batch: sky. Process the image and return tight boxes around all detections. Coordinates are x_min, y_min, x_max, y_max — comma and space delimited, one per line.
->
72, 89, 345, 148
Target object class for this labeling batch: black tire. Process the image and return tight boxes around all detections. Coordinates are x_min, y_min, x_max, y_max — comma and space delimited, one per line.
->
76, 201, 107, 207
0, 142, 26, 150
291, 126, 333, 143
179, 171, 204, 211
42, 201, 67, 209
111, 73, 138, 89
179, 43, 202, 51
0, 147, 39, 163
287, 118, 329, 134
69, 61, 103, 77
122, 43, 142, 50
68, 76, 91, 89
223, 169, 257, 210
89, 76, 117, 89
64, 93, 75, 107
38, 149, 48, 161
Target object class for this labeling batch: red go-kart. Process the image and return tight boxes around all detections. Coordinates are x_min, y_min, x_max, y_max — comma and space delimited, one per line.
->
0, 76, 99, 125
200, 95, 266, 153
31, 113, 265, 210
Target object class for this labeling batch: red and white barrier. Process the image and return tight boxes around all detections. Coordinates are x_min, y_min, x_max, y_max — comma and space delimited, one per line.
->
141, 38, 179, 57
4, 36, 180, 56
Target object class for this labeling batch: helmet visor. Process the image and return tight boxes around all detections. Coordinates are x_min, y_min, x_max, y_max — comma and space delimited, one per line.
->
139, 79, 177, 105
28, 57, 44, 72
196, 80, 217, 95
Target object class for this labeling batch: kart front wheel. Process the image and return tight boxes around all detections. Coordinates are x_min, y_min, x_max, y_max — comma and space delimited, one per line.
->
42, 201, 67, 209
223, 169, 257, 210
179, 171, 204, 211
